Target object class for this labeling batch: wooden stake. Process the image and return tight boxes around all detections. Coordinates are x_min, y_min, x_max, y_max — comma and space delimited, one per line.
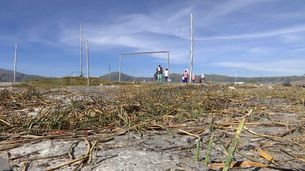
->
86, 40, 89, 86
14, 42, 17, 83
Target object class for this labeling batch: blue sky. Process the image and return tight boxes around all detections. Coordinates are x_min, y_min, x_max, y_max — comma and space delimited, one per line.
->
1, 0, 305, 77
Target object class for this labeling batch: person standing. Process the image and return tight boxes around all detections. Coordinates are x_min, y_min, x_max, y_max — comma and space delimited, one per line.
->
164, 68, 169, 82
192, 74, 196, 83
200, 74, 205, 84
183, 69, 188, 83
156, 65, 163, 83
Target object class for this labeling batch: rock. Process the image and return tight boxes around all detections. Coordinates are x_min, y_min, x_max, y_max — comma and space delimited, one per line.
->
0, 156, 12, 171
182, 136, 193, 144
228, 86, 236, 90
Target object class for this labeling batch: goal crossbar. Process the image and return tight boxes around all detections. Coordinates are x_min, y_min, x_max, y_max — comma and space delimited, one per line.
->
119, 51, 170, 82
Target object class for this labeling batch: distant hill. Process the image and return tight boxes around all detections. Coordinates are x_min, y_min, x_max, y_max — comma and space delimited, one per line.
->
0, 68, 42, 82
100, 72, 305, 84
100, 72, 183, 82
2, 68, 304, 84
100, 72, 154, 82
207, 74, 305, 83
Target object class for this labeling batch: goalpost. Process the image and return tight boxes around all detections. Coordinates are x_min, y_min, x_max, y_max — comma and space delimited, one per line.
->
118, 51, 170, 82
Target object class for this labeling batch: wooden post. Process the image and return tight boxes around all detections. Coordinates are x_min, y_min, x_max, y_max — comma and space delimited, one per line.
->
167, 51, 170, 80
189, 13, 194, 83
80, 24, 83, 77
13, 43, 17, 83
86, 40, 89, 86
108, 64, 111, 80
119, 54, 122, 82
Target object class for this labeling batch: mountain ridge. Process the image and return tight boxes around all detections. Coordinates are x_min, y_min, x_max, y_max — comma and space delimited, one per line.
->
0, 68, 42, 82
100, 72, 305, 83
1, 67, 304, 83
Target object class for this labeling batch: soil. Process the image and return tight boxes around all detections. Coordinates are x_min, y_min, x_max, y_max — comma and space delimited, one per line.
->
1, 84, 304, 171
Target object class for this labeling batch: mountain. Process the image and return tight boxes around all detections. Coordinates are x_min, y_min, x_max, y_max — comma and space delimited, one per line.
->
100, 72, 183, 82
100, 72, 305, 84
0, 68, 42, 82
100, 72, 154, 82
2, 68, 303, 84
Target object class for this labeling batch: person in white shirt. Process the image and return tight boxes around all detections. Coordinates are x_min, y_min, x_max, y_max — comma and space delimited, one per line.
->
164, 68, 169, 82
200, 74, 205, 84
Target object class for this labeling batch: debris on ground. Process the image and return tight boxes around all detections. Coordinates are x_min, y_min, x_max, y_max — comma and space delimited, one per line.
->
0, 84, 304, 170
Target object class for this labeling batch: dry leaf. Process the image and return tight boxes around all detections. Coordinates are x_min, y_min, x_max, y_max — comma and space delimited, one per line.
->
257, 148, 274, 162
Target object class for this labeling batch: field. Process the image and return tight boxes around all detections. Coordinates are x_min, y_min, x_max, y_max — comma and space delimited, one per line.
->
0, 80, 305, 170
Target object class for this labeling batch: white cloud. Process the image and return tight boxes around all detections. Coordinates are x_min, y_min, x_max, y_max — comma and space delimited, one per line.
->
55, 6, 194, 63
199, 24, 305, 40
204, 0, 267, 21
55, 0, 268, 63
2, 0, 280, 58
214, 59, 305, 75
280, 34, 302, 43
3, 0, 305, 76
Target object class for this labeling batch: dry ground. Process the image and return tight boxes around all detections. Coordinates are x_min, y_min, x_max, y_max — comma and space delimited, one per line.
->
0, 83, 304, 170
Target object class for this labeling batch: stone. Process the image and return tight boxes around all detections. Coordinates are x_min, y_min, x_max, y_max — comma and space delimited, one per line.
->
0, 156, 12, 171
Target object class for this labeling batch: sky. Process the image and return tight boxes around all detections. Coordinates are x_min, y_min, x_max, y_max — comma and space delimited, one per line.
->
1, 0, 305, 77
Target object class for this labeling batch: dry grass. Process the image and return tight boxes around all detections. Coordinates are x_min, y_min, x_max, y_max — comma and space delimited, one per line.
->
20, 77, 116, 88
1, 83, 304, 136
1, 83, 305, 170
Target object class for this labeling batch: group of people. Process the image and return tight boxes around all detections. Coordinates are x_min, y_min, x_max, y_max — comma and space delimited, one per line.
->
182, 69, 204, 83
154, 64, 205, 83
154, 65, 169, 82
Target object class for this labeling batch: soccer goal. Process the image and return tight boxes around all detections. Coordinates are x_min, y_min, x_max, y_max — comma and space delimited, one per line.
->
118, 51, 170, 82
